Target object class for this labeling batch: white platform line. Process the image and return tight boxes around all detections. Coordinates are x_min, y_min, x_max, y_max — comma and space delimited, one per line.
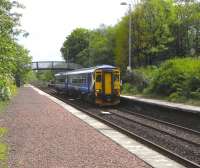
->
30, 85, 185, 168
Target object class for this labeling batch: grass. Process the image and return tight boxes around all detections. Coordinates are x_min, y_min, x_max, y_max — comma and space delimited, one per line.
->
0, 128, 8, 168
0, 101, 8, 114
0, 102, 9, 168
0, 87, 18, 168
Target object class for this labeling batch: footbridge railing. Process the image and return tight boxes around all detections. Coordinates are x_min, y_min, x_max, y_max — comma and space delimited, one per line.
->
31, 61, 82, 71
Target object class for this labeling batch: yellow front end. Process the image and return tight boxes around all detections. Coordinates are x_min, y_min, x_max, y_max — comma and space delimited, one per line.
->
95, 68, 120, 106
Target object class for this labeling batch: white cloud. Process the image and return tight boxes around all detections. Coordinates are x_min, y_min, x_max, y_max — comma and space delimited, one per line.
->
18, 0, 129, 61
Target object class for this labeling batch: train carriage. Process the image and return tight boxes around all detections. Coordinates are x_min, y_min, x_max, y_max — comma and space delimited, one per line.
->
53, 65, 120, 105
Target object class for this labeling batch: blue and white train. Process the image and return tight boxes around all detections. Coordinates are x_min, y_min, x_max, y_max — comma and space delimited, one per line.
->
50, 65, 121, 105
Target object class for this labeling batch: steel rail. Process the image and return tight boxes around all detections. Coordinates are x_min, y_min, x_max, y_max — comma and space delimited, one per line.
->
118, 107, 200, 136
114, 107, 200, 145
106, 109, 199, 146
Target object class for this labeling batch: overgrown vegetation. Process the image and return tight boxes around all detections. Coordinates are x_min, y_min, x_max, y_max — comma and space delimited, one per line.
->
29, 70, 54, 88
122, 58, 200, 103
0, 128, 8, 168
61, 0, 200, 72
148, 58, 200, 101
0, 0, 31, 101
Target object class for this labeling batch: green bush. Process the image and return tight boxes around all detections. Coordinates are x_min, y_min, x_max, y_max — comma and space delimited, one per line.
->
148, 57, 200, 100
136, 66, 158, 83
122, 71, 147, 92
121, 83, 138, 95
121, 66, 159, 95
36, 70, 54, 82
25, 71, 37, 83
122, 57, 200, 102
0, 74, 16, 101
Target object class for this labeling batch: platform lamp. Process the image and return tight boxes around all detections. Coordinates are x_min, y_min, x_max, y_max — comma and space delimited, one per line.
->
120, 2, 132, 71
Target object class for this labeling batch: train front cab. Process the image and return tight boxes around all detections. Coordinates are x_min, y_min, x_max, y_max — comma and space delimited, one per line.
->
95, 68, 120, 105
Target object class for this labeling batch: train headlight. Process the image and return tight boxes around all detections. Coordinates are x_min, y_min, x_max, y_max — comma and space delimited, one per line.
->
95, 89, 101, 96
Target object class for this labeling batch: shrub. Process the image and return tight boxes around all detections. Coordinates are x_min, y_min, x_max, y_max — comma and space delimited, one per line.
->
121, 83, 138, 95
0, 74, 16, 101
121, 65, 159, 95
148, 57, 200, 99
36, 70, 54, 82
122, 71, 148, 92
136, 66, 158, 83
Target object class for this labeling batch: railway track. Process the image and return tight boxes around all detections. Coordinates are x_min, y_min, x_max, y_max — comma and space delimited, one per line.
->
37, 86, 200, 168
111, 107, 200, 145
120, 97, 200, 132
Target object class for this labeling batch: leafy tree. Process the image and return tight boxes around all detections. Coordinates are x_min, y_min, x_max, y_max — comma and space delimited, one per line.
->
60, 0, 200, 71
0, 0, 31, 99
61, 26, 116, 67
89, 25, 115, 66
60, 28, 90, 66
172, 0, 200, 56
115, 0, 175, 70
115, 15, 129, 71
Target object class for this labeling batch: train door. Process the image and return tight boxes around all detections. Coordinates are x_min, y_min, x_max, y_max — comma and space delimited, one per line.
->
104, 72, 112, 95
95, 70, 102, 96
95, 70, 112, 95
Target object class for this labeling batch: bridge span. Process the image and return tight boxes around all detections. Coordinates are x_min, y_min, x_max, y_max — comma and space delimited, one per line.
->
32, 61, 82, 71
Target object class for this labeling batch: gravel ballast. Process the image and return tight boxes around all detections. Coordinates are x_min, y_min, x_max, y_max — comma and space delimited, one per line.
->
1, 87, 151, 168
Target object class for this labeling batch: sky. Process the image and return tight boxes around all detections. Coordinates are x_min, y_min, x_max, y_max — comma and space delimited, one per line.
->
18, 0, 130, 62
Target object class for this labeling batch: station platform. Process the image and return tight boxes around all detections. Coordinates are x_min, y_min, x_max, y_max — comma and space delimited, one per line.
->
1, 86, 185, 168
122, 95, 200, 114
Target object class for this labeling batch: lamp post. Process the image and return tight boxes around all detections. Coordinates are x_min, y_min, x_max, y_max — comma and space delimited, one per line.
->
120, 2, 132, 71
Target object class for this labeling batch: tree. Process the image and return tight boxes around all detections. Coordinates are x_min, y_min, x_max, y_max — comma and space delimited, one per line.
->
0, 0, 31, 98
61, 26, 116, 67
89, 25, 115, 66
60, 0, 200, 71
115, 0, 175, 69
60, 28, 90, 66
172, 0, 200, 56
115, 15, 129, 71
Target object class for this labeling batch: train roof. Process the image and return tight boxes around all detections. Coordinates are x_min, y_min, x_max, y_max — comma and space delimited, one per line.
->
55, 65, 118, 76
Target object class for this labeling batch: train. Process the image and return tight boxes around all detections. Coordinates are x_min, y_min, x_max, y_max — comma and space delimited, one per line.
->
49, 65, 121, 106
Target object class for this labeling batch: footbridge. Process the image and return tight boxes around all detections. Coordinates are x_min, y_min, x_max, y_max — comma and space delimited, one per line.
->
31, 61, 82, 71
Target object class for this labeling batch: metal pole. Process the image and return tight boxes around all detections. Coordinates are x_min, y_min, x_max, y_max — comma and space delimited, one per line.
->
120, 2, 133, 71
128, 3, 132, 71
88, 34, 91, 66
36, 62, 39, 70
52, 61, 54, 70
67, 48, 69, 69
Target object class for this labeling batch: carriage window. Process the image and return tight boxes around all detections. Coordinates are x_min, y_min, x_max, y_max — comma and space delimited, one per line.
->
96, 73, 102, 82
56, 77, 65, 83
81, 78, 86, 83
71, 76, 86, 84
114, 73, 119, 82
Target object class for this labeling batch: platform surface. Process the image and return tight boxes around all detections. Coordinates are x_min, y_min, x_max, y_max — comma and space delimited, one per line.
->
1, 86, 185, 168
122, 95, 200, 114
